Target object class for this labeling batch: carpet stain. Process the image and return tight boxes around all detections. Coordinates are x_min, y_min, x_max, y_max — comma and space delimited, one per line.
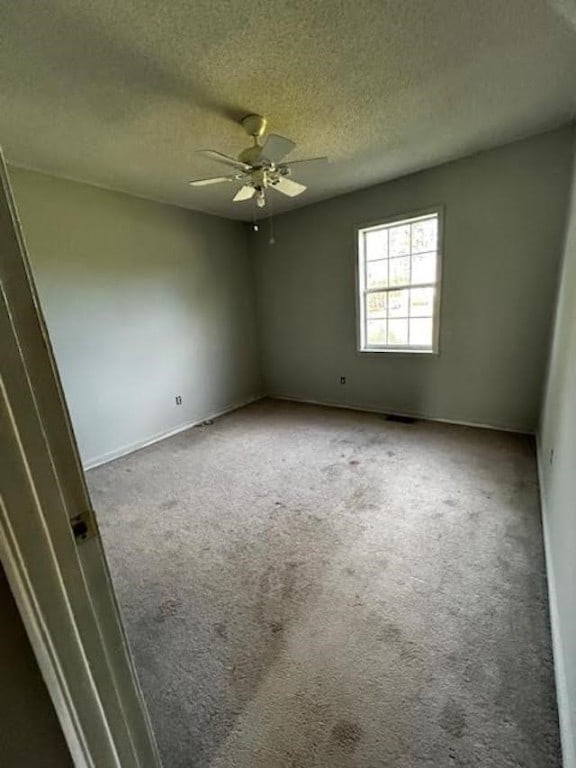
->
347, 487, 369, 509
379, 621, 403, 644
443, 498, 458, 507
159, 497, 179, 511
286, 756, 306, 768
269, 621, 283, 634
155, 598, 181, 622
400, 639, 423, 663
331, 719, 364, 752
439, 700, 467, 738
505, 523, 529, 544
348, 459, 360, 467
214, 622, 228, 640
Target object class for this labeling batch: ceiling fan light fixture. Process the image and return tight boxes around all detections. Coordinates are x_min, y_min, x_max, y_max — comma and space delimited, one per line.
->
256, 190, 266, 208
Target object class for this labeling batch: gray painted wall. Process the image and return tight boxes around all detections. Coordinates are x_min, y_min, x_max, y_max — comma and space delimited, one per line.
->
539, 141, 576, 768
253, 127, 574, 432
0, 565, 72, 767
10, 168, 262, 468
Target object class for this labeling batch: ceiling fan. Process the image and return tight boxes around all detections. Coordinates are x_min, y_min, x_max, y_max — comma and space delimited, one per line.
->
188, 114, 327, 208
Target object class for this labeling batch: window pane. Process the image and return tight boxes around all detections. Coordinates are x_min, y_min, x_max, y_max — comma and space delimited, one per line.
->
367, 319, 387, 345
388, 318, 408, 346
410, 287, 434, 317
389, 225, 411, 256
411, 218, 438, 253
365, 229, 388, 261
411, 252, 436, 284
367, 259, 388, 289
389, 256, 410, 286
366, 292, 387, 318
388, 289, 409, 317
409, 317, 433, 346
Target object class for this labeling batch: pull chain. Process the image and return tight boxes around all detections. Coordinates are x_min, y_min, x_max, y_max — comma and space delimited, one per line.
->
268, 193, 276, 245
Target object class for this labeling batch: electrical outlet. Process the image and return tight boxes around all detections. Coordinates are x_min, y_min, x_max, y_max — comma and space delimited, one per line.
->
175, 395, 183, 405
549, 448, 554, 465
340, 376, 346, 385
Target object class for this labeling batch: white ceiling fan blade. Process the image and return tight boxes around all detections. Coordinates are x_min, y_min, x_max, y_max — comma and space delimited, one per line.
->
233, 185, 256, 202
198, 149, 251, 171
273, 177, 307, 197
188, 175, 235, 186
261, 134, 296, 164
284, 157, 328, 170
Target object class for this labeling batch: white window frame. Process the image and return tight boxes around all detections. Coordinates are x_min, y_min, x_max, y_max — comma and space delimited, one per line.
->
356, 207, 443, 354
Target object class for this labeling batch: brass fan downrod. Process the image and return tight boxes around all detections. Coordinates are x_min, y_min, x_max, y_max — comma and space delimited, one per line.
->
239, 114, 268, 167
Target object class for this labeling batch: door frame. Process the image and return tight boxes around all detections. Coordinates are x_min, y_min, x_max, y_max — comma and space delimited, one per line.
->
0, 150, 162, 767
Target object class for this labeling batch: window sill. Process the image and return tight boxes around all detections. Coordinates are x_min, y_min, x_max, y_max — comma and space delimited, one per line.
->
359, 346, 438, 355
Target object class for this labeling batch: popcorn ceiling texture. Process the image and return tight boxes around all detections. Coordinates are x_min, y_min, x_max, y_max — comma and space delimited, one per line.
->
1, 0, 576, 219
88, 399, 561, 767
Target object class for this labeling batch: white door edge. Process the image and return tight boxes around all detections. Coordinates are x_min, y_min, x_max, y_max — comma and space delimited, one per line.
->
0, 147, 162, 767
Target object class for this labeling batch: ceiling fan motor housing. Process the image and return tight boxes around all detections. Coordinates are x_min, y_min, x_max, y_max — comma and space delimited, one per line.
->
241, 114, 268, 139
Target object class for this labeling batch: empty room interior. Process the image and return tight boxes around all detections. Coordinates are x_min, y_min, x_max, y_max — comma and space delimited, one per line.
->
2, 1, 576, 767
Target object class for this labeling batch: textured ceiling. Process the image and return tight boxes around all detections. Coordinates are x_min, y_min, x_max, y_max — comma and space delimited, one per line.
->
1, 0, 575, 220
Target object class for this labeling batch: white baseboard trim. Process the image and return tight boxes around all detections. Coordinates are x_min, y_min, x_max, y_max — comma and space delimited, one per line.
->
536, 437, 575, 768
83, 393, 265, 471
268, 394, 533, 435
84, 392, 531, 471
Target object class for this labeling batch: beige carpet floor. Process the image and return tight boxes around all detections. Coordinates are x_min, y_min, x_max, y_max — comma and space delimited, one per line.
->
87, 399, 560, 768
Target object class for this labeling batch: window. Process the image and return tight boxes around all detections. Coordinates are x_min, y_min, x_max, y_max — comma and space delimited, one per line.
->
357, 210, 442, 353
